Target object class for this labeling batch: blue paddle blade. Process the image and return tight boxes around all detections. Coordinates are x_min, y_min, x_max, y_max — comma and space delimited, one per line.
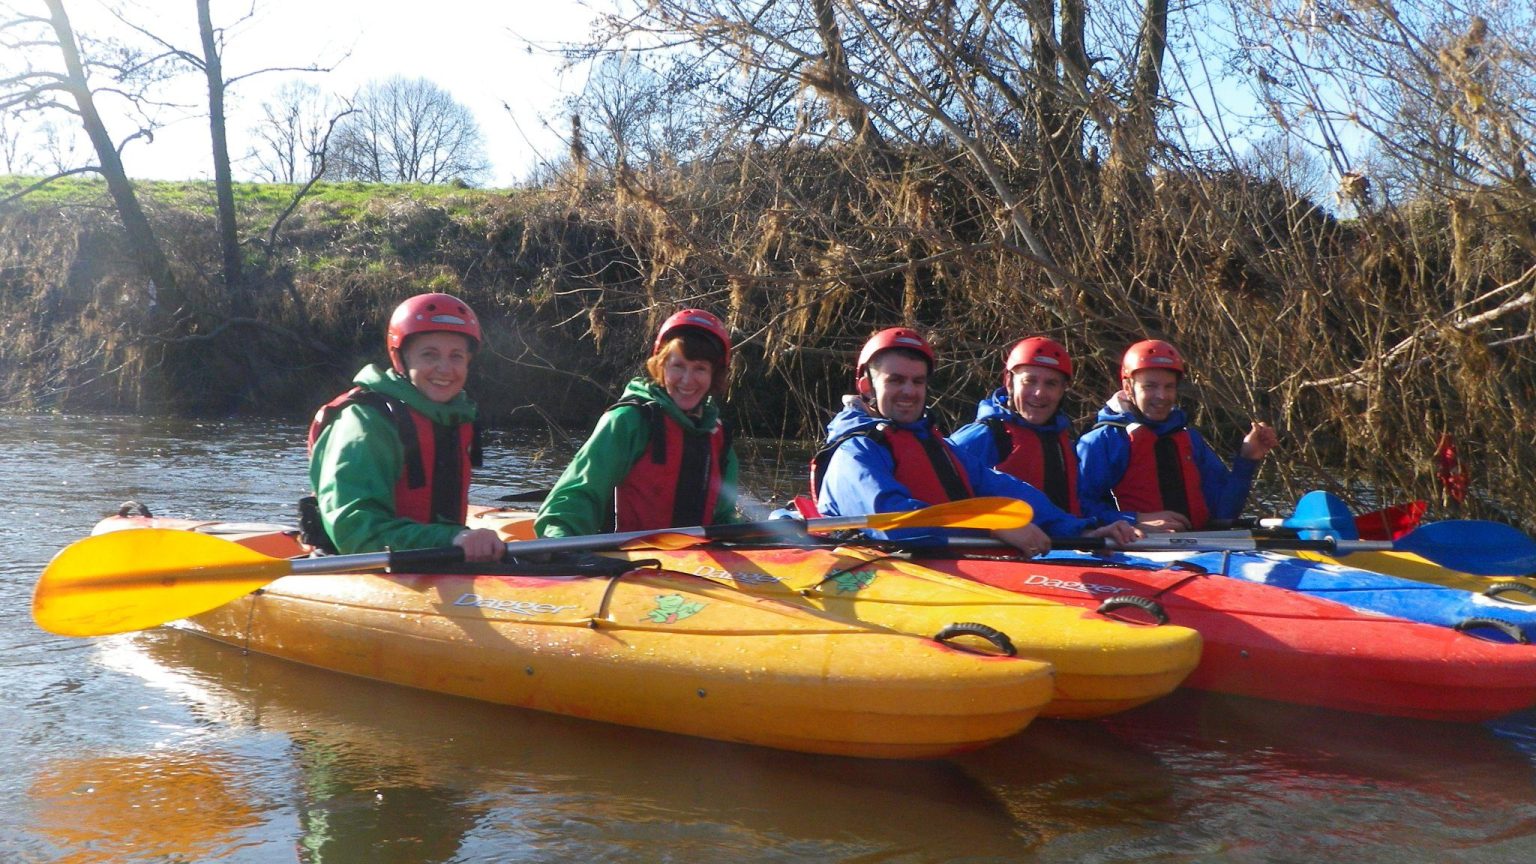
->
1395, 521, 1536, 576
1283, 490, 1359, 540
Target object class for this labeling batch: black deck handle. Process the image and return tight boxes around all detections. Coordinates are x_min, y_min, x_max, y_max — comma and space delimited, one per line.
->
1454, 617, 1529, 644
1097, 594, 1171, 626
933, 622, 1017, 657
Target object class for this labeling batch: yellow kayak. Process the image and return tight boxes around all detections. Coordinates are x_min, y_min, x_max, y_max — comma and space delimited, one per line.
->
472, 509, 1204, 718
88, 515, 1054, 760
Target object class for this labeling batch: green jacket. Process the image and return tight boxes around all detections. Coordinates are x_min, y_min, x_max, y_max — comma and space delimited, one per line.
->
535, 377, 741, 538
309, 364, 479, 554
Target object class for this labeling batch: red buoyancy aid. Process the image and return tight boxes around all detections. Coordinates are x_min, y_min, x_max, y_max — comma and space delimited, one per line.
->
1106, 422, 1211, 529
810, 421, 974, 504
309, 387, 475, 525
986, 417, 1080, 515
613, 400, 731, 532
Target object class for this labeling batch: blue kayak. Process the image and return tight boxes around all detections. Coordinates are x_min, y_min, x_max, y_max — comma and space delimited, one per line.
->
1072, 549, 1536, 644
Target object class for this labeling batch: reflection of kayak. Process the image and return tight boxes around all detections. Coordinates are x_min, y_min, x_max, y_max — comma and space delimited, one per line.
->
1101, 688, 1536, 795
89, 515, 1053, 759
100, 628, 1039, 859
467, 508, 1203, 718
918, 551, 1536, 721
28, 746, 261, 863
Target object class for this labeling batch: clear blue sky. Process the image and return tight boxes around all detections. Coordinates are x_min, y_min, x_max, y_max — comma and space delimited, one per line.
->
44, 0, 602, 186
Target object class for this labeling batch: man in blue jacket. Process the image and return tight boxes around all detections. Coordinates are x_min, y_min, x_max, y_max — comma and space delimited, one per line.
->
1076, 339, 1279, 531
950, 336, 1081, 515
814, 327, 1139, 556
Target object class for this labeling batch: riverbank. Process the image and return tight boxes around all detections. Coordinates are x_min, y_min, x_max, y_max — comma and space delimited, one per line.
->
2, 167, 1532, 528
0, 177, 630, 427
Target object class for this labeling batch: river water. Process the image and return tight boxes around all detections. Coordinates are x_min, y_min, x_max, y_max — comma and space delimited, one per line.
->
4, 413, 1536, 863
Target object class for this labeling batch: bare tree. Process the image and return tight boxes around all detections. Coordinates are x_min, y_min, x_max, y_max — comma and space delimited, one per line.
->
36, 118, 85, 173
1213, 0, 1536, 513
0, 0, 181, 316
568, 1, 1196, 296
1220, 0, 1536, 367
0, 112, 40, 174
1226, 0, 1536, 241
106, 0, 334, 295
330, 76, 491, 184
195, 0, 239, 292
255, 93, 353, 264
247, 80, 348, 183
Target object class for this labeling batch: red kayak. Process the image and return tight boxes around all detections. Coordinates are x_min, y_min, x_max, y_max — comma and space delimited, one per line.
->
916, 550, 1536, 722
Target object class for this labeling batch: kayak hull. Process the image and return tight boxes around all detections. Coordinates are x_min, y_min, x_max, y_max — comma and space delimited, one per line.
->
90, 517, 1054, 759
592, 543, 1204, 719
924, 551, 1536, 722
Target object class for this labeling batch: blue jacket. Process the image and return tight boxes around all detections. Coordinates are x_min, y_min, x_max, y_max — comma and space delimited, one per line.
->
1075, 393, 1258, 525
948, 387, 1073, 468
816, 396, 1095, 542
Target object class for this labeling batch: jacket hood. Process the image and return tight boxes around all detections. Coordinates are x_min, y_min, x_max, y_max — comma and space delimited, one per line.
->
354, 364, 477, 425
825, 394, 937, 440
976, 387, 1071, 433
1094, 390, 1187, 433
621, 376, 722, 433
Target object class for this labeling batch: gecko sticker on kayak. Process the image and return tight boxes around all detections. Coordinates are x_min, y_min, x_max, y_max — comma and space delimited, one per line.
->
828, 569, 878, 593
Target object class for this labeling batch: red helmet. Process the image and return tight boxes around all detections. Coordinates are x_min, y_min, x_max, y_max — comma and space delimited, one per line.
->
654, 308, 731, 367
387, 293, 482, 374
1121, 339, 1184, 380
1004, 337, 1073, 380
856, 327, 935, 378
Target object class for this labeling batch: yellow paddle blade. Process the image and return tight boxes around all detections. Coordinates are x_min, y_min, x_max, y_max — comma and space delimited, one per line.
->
864, 497, 1034, 532
33, 529, 292, 637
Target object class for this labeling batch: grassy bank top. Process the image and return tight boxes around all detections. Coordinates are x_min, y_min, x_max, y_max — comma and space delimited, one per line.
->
1, 175, 521, 222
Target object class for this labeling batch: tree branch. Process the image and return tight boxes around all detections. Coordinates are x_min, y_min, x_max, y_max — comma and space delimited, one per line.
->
1302, 264, 1536, 390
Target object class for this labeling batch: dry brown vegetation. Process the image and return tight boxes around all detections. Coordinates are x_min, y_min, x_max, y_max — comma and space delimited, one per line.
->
539, 0, 1536, 525
541, 143, 1533, 527
2, 147, 1531, 525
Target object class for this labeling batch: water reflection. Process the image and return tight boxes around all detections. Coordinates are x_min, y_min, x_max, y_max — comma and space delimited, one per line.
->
956, 717, 1183, 858
1103, 690, 1536, 801
1089, 691, 1536, 861
102, 629, 1039, 862
286, 735, 482, 864
27, 749, 263, 864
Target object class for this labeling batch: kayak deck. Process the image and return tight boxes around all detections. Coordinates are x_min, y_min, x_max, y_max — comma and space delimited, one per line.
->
927, 550, 1536, 722
1295, 549, 1536, 603
597, 543, 1204, 719
90, 515, 1055, 759
1138, 549, 1536, 644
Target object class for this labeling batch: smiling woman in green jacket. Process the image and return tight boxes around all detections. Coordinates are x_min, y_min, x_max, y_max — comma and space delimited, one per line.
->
535, 309, 743, 538
307, 292, 505, 562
